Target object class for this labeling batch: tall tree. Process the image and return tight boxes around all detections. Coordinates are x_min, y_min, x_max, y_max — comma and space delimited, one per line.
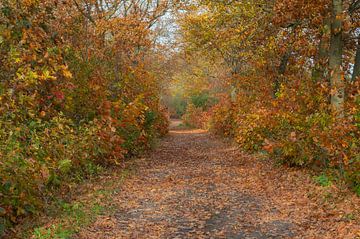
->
329, 0, 344, 116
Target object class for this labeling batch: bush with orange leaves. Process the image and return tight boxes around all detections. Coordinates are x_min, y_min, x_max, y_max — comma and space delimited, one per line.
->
0, 0, 170, 234
210, 80, 360, 195
182, 103, 211, 129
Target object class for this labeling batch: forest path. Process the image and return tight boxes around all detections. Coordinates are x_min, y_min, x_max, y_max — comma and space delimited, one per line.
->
75, 122, 358, 239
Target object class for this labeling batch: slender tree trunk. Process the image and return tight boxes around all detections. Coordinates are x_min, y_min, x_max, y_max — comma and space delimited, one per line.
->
329, 0, 344, 117
352, 37, 360, 82
312, 20, 330, 82
273, 49, 291, 97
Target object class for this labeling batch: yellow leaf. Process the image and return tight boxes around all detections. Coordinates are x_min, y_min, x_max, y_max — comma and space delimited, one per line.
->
63, 69, 73, 79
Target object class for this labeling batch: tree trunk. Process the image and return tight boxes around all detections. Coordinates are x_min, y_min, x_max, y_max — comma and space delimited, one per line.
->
312, 20, 330, 82
273, 49, 291, 97
329, 0, 344, 117
352, 37, 360, 82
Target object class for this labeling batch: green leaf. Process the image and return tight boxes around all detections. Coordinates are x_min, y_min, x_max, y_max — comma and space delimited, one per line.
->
58, 159, 72, 173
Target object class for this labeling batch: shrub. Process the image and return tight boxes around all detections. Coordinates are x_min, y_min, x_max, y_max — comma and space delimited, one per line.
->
210, 100, 236, 137
182, 103, 211, 129
209, 95, 360, 192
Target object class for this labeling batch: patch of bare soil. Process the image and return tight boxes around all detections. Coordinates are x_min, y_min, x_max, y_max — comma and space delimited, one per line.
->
75, 125, 359, 239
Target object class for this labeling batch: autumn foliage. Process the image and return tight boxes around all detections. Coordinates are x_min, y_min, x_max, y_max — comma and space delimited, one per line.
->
179, 0, 360, 194
1, 0, 360, 235
0, 0, 171, 232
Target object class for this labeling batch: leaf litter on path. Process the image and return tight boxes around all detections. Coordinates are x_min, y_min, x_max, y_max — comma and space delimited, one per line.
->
73, 126, 359, 239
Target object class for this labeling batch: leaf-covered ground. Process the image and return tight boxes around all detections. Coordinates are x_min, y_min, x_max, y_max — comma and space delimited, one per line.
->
69, 121, 359, 239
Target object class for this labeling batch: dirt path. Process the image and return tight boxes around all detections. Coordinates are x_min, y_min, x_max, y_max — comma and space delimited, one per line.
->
75, 124, 359, 239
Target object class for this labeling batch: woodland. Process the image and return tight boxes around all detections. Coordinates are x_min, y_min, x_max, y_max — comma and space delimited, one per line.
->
0, 0, 360, 238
